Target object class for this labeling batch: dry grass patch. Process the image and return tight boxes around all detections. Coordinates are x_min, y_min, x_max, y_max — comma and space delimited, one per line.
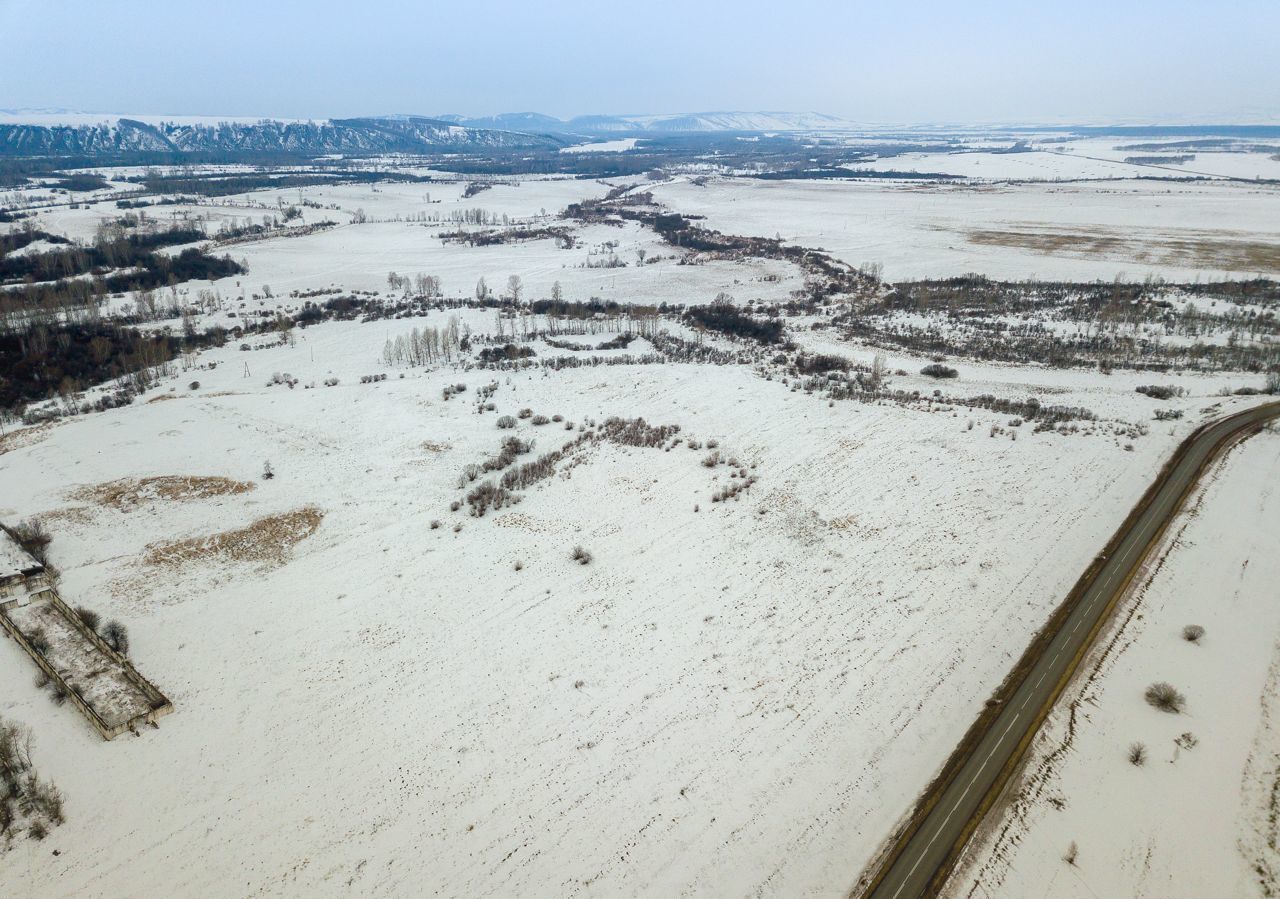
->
144, 507, 323, 568
70, 476, 255, 511
35, 506, 94, 527
0, 422, 58, 456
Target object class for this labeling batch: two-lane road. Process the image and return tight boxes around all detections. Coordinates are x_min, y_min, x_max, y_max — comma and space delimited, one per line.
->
858, 401, 1280, 899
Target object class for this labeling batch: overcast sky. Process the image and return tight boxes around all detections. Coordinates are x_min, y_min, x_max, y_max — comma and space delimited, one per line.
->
2, 0, 1276, 123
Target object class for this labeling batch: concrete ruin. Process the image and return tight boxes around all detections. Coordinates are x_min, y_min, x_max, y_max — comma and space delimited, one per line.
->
0, 525, 173, 740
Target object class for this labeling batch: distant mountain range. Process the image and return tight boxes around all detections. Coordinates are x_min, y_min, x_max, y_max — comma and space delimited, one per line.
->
0, 109, 870, 158
434, 110, 855, 133
0, 115, 565, 158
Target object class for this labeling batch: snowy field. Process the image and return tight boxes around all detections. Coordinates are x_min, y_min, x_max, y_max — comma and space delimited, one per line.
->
650, 174, 1280, 282
3, 155, 1279, 896
947, 425, 1280, 899
858, 140, 1280, 184
1, 307, 1264, 896
208, 218, 800, 309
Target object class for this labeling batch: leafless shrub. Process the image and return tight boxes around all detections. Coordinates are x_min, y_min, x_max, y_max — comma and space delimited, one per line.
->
1175, 732, 1198, 750
571, 545, 593, 565
514, 560, 523, 571
921, 363, 959, 379
496, 415, 517, 429
26, 627, 50, 655
102, 620, 129, 655
7, 518, 51, 566
1063, 841, 1078, 866
702, 451, 722, 468
1128, 742, 1146, 766
517, 408, 533, 419
27, 776, 64, 825
466, 480, 513, 516
598, 416, 680, 447
1145, 681, 1185, 713
430, 520, 441, 530
75, 606, 101, 632
1182, 624, 1205, 643
531, 414, 550, 426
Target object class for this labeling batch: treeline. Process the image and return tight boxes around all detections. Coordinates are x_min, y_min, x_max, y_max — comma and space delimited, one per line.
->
131, 168, 433, 198
0, 319, 224, 410
752, 168, 960, 181
0, 229, 69, 256
0, 225, 206, 284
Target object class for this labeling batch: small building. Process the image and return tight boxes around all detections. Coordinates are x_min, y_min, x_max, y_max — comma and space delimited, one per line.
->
0, 527, 52, 608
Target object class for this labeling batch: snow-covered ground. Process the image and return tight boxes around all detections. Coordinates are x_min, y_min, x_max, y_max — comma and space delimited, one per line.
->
561, 138, 639, 154
3, 156, 1278, 896
650, 175, 1280, 282
860, 142, 1280, 183
205, 218, 799, 308
0, 308, 1258, 897
946, 424, 1280, 899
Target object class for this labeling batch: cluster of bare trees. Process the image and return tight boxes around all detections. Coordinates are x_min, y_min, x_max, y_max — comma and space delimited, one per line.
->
381, 316, 465, 367
460, 417, 688, 517
0, 716, 64, 842
386, 271, 442, 298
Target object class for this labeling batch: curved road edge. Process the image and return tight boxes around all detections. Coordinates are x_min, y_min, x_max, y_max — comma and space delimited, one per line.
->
852, 400, 1280, 899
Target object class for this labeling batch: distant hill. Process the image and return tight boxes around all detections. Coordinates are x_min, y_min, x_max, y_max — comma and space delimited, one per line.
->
0, 115, 565, 158
448, 110, 857, 135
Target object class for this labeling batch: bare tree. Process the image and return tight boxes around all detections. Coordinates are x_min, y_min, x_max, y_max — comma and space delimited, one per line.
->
102, 620, 129, 655
507, 275, 523, 304
870, 352, 888, 390
475, 276, 488, 301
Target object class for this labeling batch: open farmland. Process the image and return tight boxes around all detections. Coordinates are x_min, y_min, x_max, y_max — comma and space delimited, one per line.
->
0, 302, 1259, 894
650, 176, 1280, 282
2, 126, 1279, 896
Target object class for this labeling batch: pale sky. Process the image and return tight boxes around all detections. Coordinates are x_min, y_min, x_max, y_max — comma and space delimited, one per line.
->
2, 0, 1277, 123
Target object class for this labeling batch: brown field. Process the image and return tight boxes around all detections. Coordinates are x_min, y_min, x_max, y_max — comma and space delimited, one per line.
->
967, 226, 1280, 273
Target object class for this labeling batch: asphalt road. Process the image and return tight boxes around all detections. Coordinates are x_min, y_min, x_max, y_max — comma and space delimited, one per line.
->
859, 401, 1280, 899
